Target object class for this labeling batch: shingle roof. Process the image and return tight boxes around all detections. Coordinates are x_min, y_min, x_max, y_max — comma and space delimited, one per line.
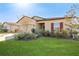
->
36, 17, 72, 21
32, 16, 45, 20
3, 22, 17, 25
16, 16, 73, 22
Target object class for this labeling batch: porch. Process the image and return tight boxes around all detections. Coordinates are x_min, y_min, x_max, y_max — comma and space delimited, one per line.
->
37, 22, 64, 32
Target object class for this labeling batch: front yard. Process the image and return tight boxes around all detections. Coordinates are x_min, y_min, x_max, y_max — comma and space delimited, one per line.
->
0, 37, 79, 56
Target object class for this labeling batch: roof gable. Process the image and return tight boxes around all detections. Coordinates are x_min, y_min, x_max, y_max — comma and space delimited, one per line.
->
16, 16, 36, 25
16, 16, 31, 23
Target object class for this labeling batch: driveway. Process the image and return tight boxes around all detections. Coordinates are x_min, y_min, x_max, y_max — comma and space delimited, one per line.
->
0, 33, 16, 41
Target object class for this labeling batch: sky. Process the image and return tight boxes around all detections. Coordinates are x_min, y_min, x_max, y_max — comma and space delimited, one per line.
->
0, 3, 79, 22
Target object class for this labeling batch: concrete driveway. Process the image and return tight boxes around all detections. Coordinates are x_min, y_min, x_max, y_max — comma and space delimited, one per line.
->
0, 33, 15, 41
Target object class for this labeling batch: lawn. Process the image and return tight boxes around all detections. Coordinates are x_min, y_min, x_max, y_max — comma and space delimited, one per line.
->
0, 37, 79, 56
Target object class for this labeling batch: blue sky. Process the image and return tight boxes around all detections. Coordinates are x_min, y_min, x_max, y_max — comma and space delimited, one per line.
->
0, 3, 79, 22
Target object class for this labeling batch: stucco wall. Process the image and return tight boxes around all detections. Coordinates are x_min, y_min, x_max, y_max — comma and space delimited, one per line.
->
37, 19, 65, 32
17, 16, 36, 25
45, 22, 51, 31
17, 16, 37, 33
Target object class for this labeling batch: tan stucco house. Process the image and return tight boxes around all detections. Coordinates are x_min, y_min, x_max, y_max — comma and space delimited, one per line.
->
2, 16, 78, 33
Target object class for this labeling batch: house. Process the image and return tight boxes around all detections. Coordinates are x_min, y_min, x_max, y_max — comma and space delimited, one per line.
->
2, 16, 77, 33
33, 16, 73, 32
2, 22, 22, 32
16, 16, 37, 33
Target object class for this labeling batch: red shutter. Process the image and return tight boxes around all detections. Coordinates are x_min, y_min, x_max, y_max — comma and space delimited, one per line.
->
51, 23, 54, 32
60, 22, 63, 32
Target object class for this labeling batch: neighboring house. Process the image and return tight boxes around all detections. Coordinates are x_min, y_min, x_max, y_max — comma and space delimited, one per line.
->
2, 22, 21, 32
2, 16, 79, 33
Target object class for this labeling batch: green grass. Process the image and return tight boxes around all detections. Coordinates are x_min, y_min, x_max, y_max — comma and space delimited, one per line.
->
0, 37, 79, 56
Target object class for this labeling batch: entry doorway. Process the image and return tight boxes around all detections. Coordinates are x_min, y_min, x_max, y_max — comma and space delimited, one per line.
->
38, 23, 45, 31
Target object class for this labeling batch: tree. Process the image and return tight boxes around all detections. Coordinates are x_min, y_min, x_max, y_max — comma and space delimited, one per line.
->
65, 4, 79, 39
0, 22, 3, 29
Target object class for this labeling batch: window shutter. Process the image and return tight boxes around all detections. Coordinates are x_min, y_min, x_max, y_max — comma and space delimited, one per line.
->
51, 23, 54, 31
60, 22, 63, 31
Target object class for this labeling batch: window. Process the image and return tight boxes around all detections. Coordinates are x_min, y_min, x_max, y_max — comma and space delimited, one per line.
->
51, 22, 63, 32
54, 22, 60, 31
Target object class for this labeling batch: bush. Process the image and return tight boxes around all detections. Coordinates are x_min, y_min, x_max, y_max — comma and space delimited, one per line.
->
61, 30, 70, 39
50, 30, 70, 39
2, 29, 8, 32
71, 30, 79, 40
31, 28, 36, 33
15, 33, 37, 41
39, 30, 50, 37
38, 30, 69, 38
56, 31, 62, 38
0, 29, 8, 33
72, 30, 78, 34
49, 31, 61, 38
49, 31, 55, 37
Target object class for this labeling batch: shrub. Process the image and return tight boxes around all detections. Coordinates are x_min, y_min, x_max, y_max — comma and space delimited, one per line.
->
57, 32, 62, 38
55, 30, 62, 38
49, 31, 55, 37
2, 29, 8, 32
50, 30, 70, 39
61, 30, 70, 39
0, 29, 8, 33
49, 30, 61, 38
71, 30, 79, 40
72, 30, 78, 34
39, 30, 50, 37
43, 31, 50, 36
31, 28, 36, 33
15, 33, 37, 41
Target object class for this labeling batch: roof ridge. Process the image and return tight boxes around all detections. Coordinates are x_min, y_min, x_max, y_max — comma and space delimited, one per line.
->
16, 16, 32, 23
